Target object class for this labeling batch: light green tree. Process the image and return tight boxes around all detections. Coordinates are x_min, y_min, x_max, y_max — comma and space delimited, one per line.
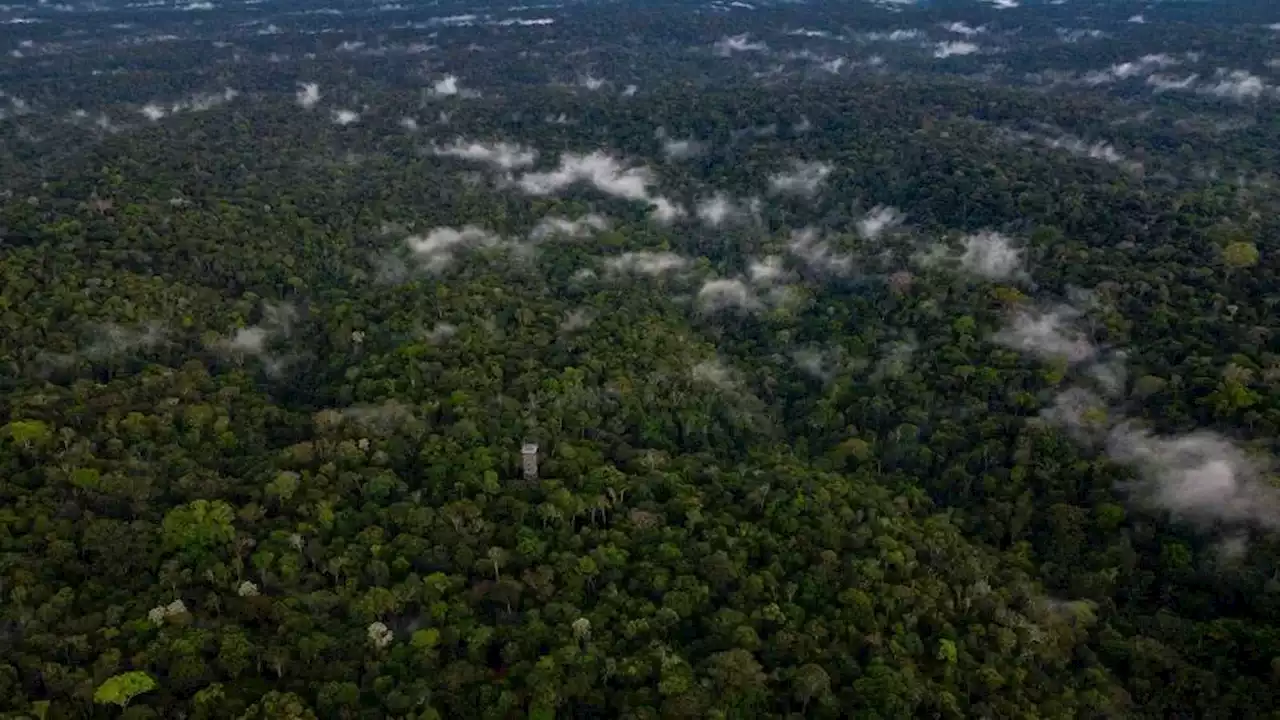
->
1222, 241, 1260, 269
162, 500, 236, 561
94, 671, 158, 709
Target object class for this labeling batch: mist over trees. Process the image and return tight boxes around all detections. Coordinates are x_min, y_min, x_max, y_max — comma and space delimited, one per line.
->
1, 0, 1280, 717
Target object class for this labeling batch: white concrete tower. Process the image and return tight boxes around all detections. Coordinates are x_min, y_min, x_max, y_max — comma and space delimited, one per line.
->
521, 442, 539, 481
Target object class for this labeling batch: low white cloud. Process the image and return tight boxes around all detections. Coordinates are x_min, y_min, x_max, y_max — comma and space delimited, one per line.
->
1082, 54, 1180, 85
695, 193, 759, 227
942, 21, 983, 36
864, 29, 922, 42
518, 152, 650, 199
559, 309, 594, 332
603, 251, 690, 276
333, 401, 417, 435
1143, 68, 1271, 100
768, 160, 833, 196
296, 82, 321, 108
422, 323, 457, 343
648, 198, 686, 224
1040, 387, 1109, 443
530, 214, 609, 240
405, 225, 502, 273
217, 301, 296, 361
425, 13, 477, 26
431, 75, 466, 96
1128, 14, 1145, 23
83, 322, 167, 360
579, 74, 606, 90
933, 41, 979, 58
789, 228, 853, 275
959, 230, 1024, 280
1147, 73, 1199, 91
332, 109, 360, 125
516, 151, 683, 222
697, 279, 763, 314
692, 358, 739, 390
433, 138, 538, 170
714, 33, 767, 55
872, 337, 917, 381
792, 347, 836, 382
857, 205, 904, 240
992, 305, 1097, 364
1010, 132, 1142, 173
1056, 28, 1106, 43
820, 58, 848, 73
748, 256, 788, 285
138, 88, 238, 121
1087, 351, 1128, 398
492, 16, 554, 26
1107, 424, 1280, 530
1202, 69, 1268, 100
661, 137, 702, 161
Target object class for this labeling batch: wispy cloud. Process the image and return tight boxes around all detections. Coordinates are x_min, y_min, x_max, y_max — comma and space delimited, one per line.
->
1147, 73, 1199, 92
1082, 54, 1180, 85
769, 160, 833, 196
792, 346, 837, 382
933, 41, 979, 59
83, 322, 167, 360
559, 308, 594, 332
529, 214, 609, 240
1004, 130, 1141, 173
216, 301, 296, 364
332, 109, 360, 125
692, 357, 741, 391
1039, 387, 1109, 443
518, 152, 649, 198
697, 279, 763, 314
959, 231, 1024, 280
603, 251, 690, 276
863, 29, 922, 42
695, 193, 760, 227
433, 138, 538, 170
516, 152, 684, 222
1202, 69, 1268, 100
1107, 424, 1280, 530
421, 323, 457, 343
430, 74, 476, 97
993, 280, 1280, 537
942, 21, 984, 36
747, 256, 788, 284
992, 305, 1097, 364
138, 88, 238, 121
663, 138, 702, 160
405, 225, 503, 273
714, 33, 767, 55
789, 228, 853, 275
296, 82, 321, 108
857, 206, 904, 240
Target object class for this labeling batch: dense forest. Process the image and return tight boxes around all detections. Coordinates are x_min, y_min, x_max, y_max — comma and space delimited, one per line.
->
2, 0, 1280, 717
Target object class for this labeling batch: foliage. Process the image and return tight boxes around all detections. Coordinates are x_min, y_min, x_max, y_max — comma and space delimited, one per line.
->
93, 672, 158, 709
0, 0, 1279, 718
